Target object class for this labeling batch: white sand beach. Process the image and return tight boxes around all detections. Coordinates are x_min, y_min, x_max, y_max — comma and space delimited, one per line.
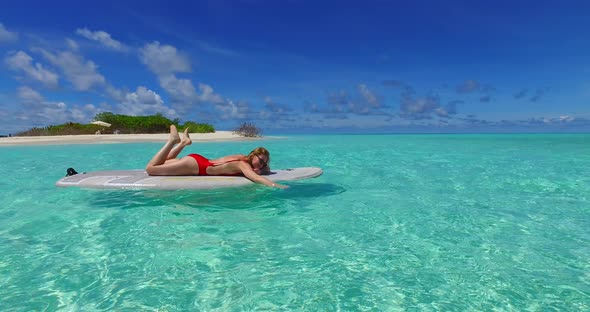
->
0, 131, 255, 146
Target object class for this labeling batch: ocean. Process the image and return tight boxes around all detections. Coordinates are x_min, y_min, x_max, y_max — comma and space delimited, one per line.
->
1, 134, 589, 310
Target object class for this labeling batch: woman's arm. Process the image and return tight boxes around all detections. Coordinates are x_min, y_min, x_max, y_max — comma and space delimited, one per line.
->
238, 161, 289, 189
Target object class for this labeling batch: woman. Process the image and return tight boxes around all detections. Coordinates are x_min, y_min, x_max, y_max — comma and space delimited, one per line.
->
146, 125, 288, 189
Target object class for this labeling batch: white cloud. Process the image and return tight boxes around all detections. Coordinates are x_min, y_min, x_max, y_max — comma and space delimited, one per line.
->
263, 96, 292, 117
15, 86, 95, 125
66, 38, 79, 51
76, 27, 126, 51
313, 84, 386, 117
196, 40, 239, 56
104, 85, 125, 102
399, 95, 440, 119
0, 23, 18, 42
98, 101, 113, 112
357, 84, 380, 108
18, 86, 44, 106
139, 41, 191, 76
84, 103, 97, 111
157, 77, 229, 110
215, 100, 250, 120
198, 83, 225, 104
259, 110, 272, 119
5, 51, 59, 88
70, 106, 90, 121
538, 115, 576, 124
139, 42, 199, 113
139, 42, 236, 118
38, 49, 106, 91
559, 115, 574, 122
118, 86, 177, 117
159, 74, 198, 107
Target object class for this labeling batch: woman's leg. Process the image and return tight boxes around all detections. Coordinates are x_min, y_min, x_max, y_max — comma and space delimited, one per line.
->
166, 128, 192, 160
146, 125, 180, 168
145, 125, 200, 176
146, 157, 199, 176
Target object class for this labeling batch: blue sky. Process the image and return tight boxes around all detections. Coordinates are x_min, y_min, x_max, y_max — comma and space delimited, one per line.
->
1, 0, 589, 133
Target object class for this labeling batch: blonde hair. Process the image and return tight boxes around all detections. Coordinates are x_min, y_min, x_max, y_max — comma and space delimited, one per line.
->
247, 147, 270, 173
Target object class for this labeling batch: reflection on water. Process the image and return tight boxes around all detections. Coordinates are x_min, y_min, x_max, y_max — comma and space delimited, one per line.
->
85, 183, 347, 211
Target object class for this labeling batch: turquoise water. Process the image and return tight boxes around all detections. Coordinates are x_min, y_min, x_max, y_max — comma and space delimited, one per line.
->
1, 134, 589, 311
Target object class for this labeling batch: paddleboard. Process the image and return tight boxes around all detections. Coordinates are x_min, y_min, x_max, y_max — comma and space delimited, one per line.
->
55, 167, 323, 190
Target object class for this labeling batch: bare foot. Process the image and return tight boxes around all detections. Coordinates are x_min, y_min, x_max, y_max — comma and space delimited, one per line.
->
182, 127, 192, 146
169, 125, 180, 144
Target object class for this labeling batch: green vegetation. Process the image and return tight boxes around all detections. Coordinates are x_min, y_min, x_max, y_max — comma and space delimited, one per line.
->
233, 122, 263, 137
181, 121, 215, 133
15, 112, 216, 136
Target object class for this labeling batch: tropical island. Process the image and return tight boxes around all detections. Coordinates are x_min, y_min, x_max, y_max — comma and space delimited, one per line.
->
0, 112, 263, 146
15, 112, 214, 136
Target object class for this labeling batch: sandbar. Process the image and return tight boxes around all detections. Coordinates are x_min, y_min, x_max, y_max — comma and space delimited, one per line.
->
0, 131, 257, 146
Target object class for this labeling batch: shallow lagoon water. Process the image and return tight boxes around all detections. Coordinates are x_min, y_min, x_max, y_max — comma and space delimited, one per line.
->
1, 134, 589, 310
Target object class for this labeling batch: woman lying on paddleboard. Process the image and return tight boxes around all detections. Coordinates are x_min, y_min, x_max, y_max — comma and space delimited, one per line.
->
146, 125, 288, 189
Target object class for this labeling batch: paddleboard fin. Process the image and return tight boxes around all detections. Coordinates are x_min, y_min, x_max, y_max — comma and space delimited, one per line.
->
66, 168, 79, 177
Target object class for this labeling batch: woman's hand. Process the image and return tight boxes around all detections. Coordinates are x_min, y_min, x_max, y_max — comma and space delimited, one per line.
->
239, 161, 289, 189
272, 183, 289, 189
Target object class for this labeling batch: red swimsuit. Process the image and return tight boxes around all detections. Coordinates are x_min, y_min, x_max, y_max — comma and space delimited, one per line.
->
187, 154, 241, 176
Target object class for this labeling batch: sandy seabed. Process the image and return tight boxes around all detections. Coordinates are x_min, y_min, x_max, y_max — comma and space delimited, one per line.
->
0, 131, 255, 146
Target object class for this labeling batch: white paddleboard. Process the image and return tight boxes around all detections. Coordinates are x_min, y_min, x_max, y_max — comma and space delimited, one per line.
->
56, 167, 323, 190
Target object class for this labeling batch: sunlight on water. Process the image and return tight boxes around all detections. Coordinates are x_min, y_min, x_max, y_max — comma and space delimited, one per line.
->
0, 134, 589, 310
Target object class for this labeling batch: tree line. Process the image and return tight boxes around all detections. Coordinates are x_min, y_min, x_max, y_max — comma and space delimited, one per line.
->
15, 112, 215, 136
